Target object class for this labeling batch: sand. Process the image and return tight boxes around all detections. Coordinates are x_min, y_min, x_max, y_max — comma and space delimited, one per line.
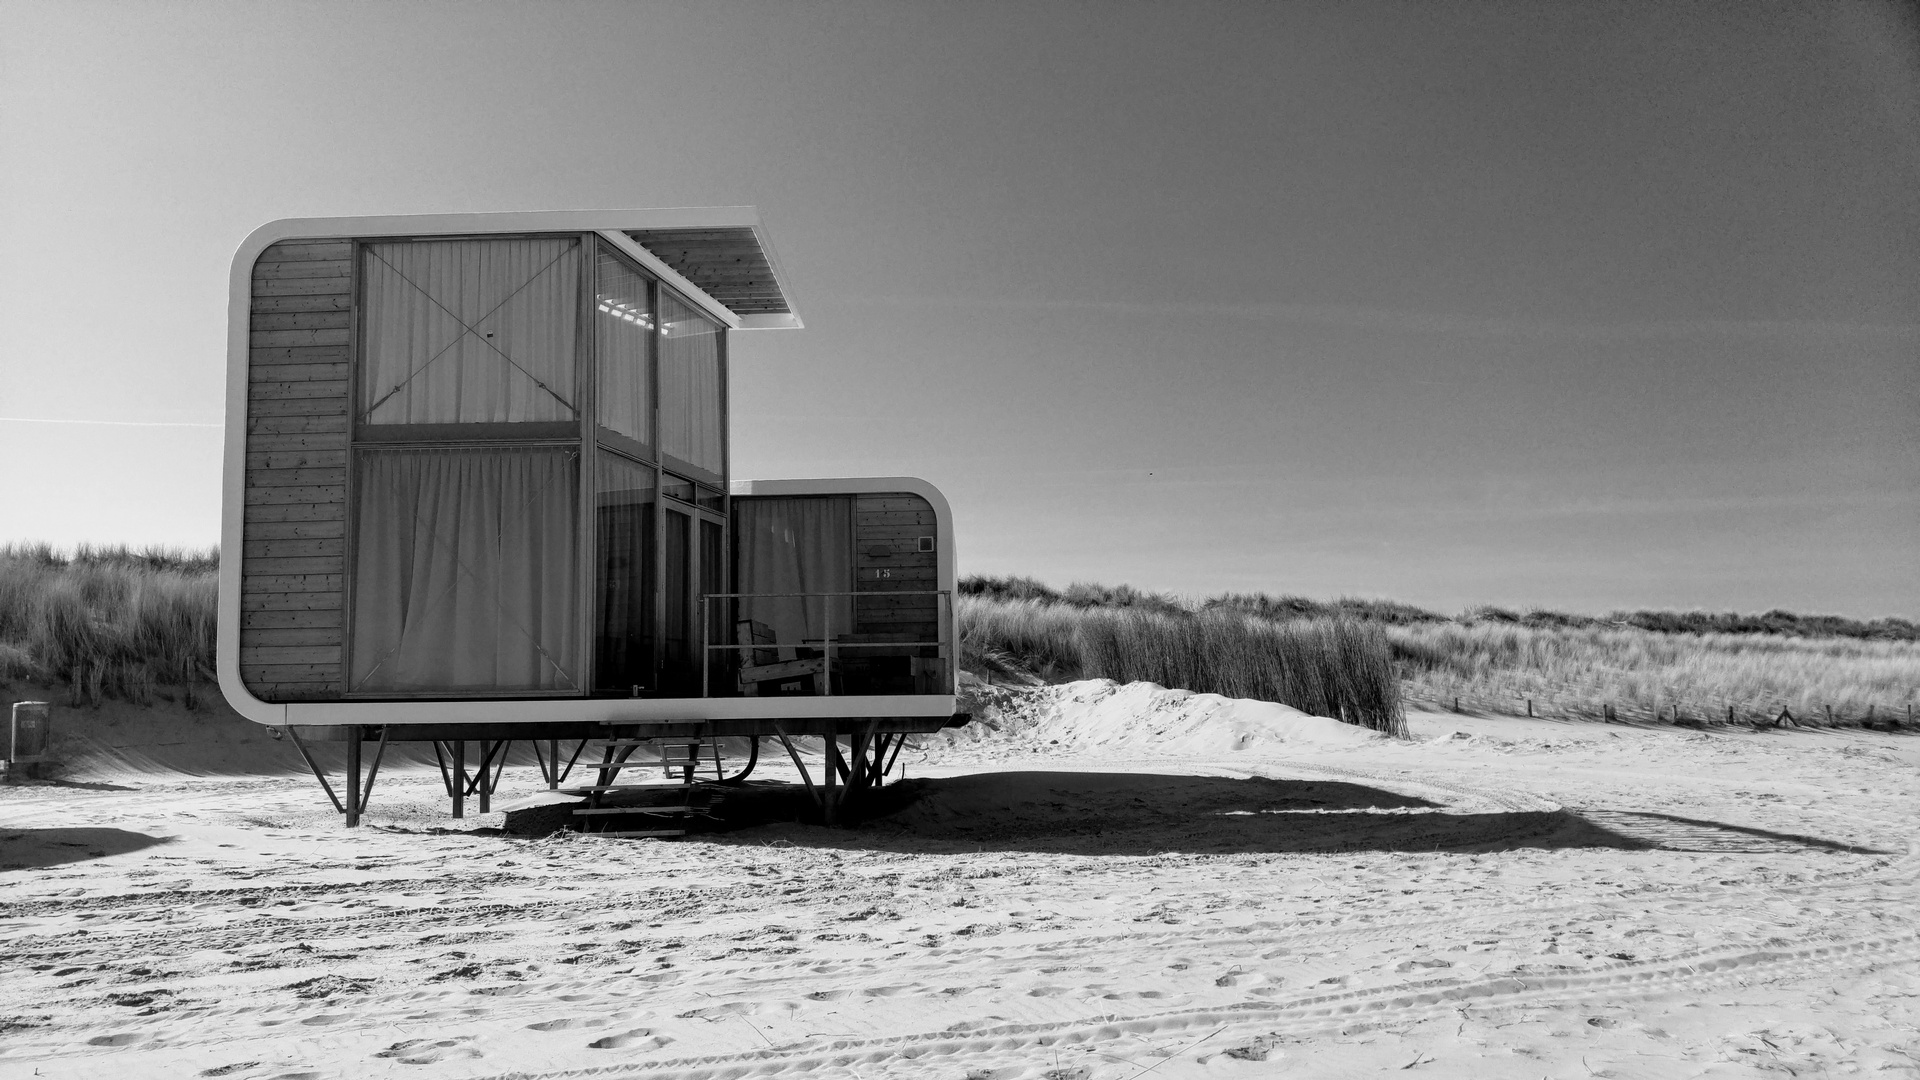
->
2, 679, 1917, 1079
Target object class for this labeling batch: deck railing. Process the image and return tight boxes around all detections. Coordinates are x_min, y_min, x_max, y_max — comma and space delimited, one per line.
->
697, 589, 952, 698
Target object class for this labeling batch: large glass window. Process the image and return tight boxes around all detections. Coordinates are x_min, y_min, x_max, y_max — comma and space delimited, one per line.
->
593, 453, 655, 694
360, 238, 580, 425
594, 247, 654, 448
348, 447, 582, 694
733, 496, 853, 650
345, 232, 735, 701
658, 292, 725, 478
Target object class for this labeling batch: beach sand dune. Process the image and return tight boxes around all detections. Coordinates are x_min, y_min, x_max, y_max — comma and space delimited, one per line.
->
3, 681, 1916, 1078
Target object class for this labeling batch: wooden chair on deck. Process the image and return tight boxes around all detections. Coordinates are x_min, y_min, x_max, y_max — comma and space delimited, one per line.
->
735, 619, 828, 696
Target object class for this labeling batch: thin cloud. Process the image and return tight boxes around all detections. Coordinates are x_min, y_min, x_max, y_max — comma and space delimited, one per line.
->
0, 417, 222, 428
848, 295, 1920, 343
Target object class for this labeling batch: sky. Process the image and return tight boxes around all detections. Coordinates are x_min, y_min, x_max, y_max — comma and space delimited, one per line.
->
3, 0, 1916, 617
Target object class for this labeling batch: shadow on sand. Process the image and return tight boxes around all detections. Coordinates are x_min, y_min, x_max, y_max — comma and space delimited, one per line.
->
0, 827, 174, 870
506, 772, 1887, 859
1571, 808, 1892, 856
710, 771, 1633, 856
708, 772, 1890, 857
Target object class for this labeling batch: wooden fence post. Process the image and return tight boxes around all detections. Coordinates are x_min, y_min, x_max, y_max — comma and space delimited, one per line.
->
1526, 698, 1533, 718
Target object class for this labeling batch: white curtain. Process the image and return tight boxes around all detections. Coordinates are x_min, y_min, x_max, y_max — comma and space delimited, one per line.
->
361, 239, 580, 425
595, 249, 653, 446
733, 496, 852, 651
659, 293, 724, 474
350, 447, 582, 693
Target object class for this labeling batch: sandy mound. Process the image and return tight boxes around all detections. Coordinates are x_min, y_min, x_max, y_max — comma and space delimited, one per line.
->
6, 677, 1380, 784
943, 678, 1384, 757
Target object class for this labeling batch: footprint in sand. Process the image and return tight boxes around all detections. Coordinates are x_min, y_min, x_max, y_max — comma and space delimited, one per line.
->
678, 1003, 755, 1021
526, 1017, 613, 1032
588, 1029, 671, 1050
87, 1032, 144, 1047
374, 1037, 482, 1064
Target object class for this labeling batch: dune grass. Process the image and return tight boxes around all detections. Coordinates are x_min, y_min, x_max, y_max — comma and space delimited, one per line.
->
0, 543, 218, 707
1390, 620, 1920, 725
958, 596, 1407, 736
4, 545, 1909, 731
961, 576, 1919, 729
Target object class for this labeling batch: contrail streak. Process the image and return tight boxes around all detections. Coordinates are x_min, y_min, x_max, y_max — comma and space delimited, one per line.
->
0, 417, 221, 428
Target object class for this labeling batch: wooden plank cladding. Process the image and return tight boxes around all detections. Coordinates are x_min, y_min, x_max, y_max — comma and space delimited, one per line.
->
251, 328, 351, 348
256, 240, 351, 262
251, 260, 351, 280
252, 294, 352, 314
852, 493, 939, 644
244, 450, 347, 470
251, 311, 350, 332
240, 238, 352, 702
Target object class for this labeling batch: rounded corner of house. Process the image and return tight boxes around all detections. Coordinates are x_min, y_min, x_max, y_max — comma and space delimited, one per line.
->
219, 673, 289, 727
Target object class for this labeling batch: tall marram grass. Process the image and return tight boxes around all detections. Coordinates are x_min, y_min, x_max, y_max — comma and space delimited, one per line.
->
1392, 620, 1919, 725
963, 576, 1920, 643
963, 575, 1919, 729
959, 596, 1407, 737
0, 543, 218, 706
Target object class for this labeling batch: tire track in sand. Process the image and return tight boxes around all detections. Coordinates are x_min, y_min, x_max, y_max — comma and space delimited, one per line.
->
453, 930, 1920, 1080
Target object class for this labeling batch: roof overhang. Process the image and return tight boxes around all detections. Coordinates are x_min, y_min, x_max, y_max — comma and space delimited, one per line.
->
233, 207, 802, 330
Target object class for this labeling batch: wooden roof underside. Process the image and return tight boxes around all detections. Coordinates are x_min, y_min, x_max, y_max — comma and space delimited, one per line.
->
626, 228, 792, 317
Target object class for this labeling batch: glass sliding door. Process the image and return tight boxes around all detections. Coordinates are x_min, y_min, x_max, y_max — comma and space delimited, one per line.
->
593, 453, 655, 695
701, 517, 725, 695
655, 490, 727, 698
659, 505, 694, 696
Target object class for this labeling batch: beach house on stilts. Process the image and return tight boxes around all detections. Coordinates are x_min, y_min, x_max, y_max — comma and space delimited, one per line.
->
218, 210, 964, 831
